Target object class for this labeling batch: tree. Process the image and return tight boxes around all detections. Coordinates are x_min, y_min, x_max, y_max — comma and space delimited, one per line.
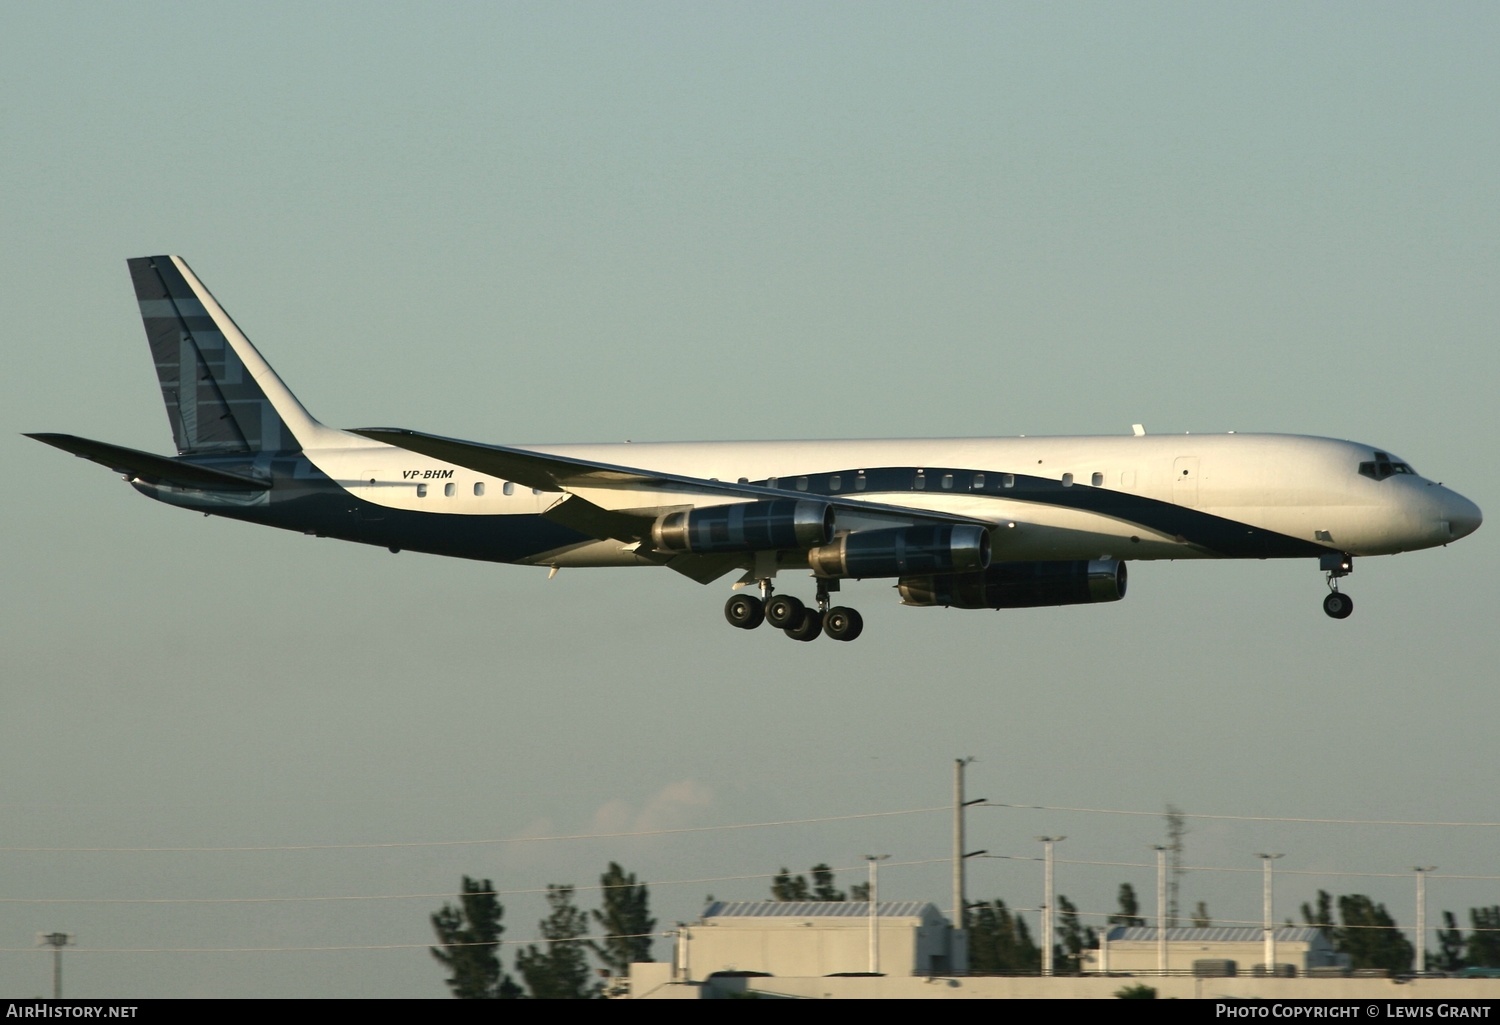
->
770, 868, 810, 901
1302, 889, 1335, 939
1108, 883, 1146, 926
516, 884, 595, 999
589, 862, 655, 976
430, 876, 520, 999
770, 863, 848, 901
1468, 906, 1500, 968
810, 863, 845, 901
1302, 890, 1413, 974
967, 899, 1040, 974
1192, 901, 1212, 928
1335, 894, 1413, 974
1435, 911, 1466, 972
1053, 894, 1097, 975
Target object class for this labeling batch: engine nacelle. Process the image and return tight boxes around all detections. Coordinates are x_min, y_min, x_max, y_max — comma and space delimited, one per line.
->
652, 499, 833, 554
806, 525, 991, 579
899, 558, 1128, 609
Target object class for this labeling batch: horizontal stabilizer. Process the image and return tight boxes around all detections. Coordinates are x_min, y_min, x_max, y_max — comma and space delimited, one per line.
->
25, 434, 271, 491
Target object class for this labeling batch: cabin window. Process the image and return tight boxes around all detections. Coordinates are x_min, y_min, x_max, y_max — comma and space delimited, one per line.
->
532, 487, 543, 495
914, 471, 926, 490
1002, 473, 1015, 488
444, 482, 455, 497
502, 481, 515, 496
973, 473, 985, 489
416, 483, 427, 498
855, 472, 867, 491
830, 475, 842, 491
737, 477, 749, 484
1062, 473, 1074, 487
1092, 472, 1103, 487
767, 477, 779, 489
796, 476, 808, 491
941, 473, 954, 489
474, 482, 485, 497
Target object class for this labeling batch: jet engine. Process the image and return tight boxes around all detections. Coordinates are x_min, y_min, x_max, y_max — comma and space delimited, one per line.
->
898, 558, 1127, 609
652, 499, 833, 554
806, 525, 991, 578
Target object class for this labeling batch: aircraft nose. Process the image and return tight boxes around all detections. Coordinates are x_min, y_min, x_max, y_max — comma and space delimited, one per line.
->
1442, 489, 1482, 541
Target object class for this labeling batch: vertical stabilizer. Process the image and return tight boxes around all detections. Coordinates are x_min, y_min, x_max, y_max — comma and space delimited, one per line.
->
128, 256, 332, 454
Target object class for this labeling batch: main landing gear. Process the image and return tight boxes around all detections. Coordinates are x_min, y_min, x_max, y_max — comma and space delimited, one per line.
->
724, 579, 864, 642
1321, 552, 1354, 620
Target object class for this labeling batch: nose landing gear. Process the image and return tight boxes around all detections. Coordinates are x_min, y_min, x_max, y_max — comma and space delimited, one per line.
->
1321, 552, 1354, 620
1322, 591, 1353, 619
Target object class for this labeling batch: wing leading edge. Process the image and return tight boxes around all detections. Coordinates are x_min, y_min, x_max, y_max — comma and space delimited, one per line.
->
350, 427, 992, 529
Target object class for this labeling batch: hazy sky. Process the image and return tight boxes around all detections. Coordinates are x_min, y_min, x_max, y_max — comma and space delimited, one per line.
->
3, 2, 1498, 998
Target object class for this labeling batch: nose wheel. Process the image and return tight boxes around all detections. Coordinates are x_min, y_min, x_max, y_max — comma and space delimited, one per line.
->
1322, 591, 1354, 619
1320, 552, 1354, 619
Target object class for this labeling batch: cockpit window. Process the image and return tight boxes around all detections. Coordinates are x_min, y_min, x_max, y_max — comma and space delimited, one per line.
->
1359, 451, 1416, 481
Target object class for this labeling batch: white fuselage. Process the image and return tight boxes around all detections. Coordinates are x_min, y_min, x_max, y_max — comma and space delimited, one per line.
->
299, 430, 1479, 570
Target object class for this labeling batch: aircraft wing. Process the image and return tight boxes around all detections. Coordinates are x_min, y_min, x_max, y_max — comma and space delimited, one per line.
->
351, 427, 990, 528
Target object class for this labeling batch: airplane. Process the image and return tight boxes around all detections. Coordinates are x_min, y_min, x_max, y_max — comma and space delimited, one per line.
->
27, 256, 1482, 642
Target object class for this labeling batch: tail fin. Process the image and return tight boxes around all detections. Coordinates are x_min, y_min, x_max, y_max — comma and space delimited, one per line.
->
128, 256, 329, 454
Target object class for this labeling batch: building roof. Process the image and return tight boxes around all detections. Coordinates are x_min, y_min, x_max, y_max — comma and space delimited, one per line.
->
1104, 926, 1329, 944
702, 900, 937, 920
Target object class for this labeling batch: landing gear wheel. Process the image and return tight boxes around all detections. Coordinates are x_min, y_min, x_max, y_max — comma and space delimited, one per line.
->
1323, 592, 1353, 620
724, 594, 765, 629
765, 594, 805, 630
823, 606, 864, 642
784, 608, 823, 641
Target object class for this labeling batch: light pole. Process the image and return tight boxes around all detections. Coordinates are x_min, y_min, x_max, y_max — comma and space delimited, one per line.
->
1037, 836, 1065, 976
1257, 854, 1283, 976
1153, 845, 1169, 975
1414, 866, 1437, 974
37, 933, 72, 999
953, 757, 985, 939
865, 854, 889, 974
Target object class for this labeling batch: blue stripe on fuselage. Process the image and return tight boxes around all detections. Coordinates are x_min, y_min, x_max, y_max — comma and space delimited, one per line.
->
746, 465, 1328, 559
137, 456, 1330, 564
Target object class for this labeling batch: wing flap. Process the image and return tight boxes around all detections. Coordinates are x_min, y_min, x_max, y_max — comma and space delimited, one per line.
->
664, 552, 747, 585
